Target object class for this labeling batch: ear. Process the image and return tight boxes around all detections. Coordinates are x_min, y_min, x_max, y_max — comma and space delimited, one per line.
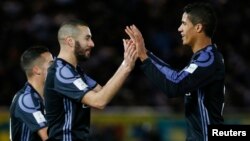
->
195, 23, 203, 33
65, 36, 75, 48
32, 65, 41, 76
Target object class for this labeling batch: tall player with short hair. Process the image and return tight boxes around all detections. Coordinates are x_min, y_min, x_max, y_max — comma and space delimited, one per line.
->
126, 2, 225, 141
44, 19, 137, 141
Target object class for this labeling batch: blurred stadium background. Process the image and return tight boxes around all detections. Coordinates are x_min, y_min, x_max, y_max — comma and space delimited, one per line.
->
1, 0, 250, 141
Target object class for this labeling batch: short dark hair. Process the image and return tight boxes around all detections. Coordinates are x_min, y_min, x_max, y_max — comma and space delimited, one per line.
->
58, 19, 89, 40
21, 46, 49, 77
183, 2, 217, 38
61, 19, 89, 28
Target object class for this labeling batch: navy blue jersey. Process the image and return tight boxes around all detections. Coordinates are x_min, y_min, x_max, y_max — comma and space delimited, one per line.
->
141, 45, 225, 141
44, 58, 97, 141
10, 83, 47, 141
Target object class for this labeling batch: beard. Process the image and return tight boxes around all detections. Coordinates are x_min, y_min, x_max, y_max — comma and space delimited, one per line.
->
74, 41, 90, 62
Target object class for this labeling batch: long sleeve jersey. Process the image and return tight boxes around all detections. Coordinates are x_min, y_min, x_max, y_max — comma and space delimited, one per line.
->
141, 45, 225, 141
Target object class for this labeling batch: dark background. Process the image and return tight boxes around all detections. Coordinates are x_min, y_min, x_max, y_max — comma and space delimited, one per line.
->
1, 0, 250, 114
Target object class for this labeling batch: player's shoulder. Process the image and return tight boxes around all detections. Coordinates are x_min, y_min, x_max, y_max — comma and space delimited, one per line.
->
16, 85, 41, 113
192, 45, 216, 67
55, 58, 77, 84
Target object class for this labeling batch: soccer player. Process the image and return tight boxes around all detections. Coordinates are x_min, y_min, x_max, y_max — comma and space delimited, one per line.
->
44, 19, 137, 141
125, 2, 225, 141
10, 46, 53, 141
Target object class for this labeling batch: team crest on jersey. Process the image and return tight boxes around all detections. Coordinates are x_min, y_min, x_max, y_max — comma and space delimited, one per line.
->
73, 78, 88, 90
184, 63, 198, 74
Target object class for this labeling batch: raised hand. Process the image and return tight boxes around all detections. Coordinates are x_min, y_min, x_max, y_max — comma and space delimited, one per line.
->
122, 39, 137, 71
125, 25, 148, 61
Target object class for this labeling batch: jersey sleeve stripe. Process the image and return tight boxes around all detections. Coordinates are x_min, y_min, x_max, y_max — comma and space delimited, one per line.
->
150, 58, 190, 83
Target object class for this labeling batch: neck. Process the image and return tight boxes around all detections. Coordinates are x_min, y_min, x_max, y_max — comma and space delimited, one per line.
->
192, 36, 212, 53
58, 47, 77, 68
28, 77, 44, 99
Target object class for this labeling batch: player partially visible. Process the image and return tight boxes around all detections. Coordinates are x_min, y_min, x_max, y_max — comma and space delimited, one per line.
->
10, 46, 53, 141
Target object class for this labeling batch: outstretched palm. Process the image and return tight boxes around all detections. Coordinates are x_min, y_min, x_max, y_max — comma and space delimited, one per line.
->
125, 25, 148, 61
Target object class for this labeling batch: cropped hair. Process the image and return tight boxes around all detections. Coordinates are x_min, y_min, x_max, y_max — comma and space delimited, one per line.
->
184, 2, 217, 37
21, 46, 49, 76
58, 19, 89, 40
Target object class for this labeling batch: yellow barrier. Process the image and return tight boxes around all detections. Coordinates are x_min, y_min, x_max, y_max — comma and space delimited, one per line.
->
1, 107, 250, 141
